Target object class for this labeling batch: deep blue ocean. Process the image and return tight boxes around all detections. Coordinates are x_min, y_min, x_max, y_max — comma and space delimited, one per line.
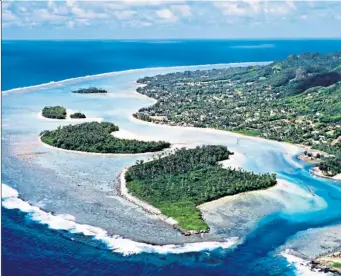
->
2, 39, 341, 276
3, 39, 341, 91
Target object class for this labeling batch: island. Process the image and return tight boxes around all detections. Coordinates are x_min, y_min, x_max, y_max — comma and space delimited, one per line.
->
42, 106, 67, 119
133, 51, 341, 179
70, 112, 86, 119
124, 145, 277, 234
72, 87, 107, 94
40, 122, 170, 154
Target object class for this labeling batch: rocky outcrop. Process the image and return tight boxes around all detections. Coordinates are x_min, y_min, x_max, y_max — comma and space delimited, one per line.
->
311, 251, 341, 275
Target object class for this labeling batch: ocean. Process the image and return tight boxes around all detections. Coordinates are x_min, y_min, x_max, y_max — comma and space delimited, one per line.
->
2, 39, 341, 276
3, 39, 341, 91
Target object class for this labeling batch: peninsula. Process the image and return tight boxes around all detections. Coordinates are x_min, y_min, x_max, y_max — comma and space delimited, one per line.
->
133, 51, 341, 178
40, 122, 170, 154
124, 145, 277, 233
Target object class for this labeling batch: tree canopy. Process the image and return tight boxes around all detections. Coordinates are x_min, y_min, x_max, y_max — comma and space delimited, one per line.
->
134, 51, 341, 176
126, 145, 277, 231
40, 122, 170, 154
70, 112, 86, 119
42, 106, 67, 119
72, 87, 107, 94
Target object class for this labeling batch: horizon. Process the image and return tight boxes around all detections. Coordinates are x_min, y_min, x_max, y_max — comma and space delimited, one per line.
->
3, 0, 341, 40
3, 37, 341, 41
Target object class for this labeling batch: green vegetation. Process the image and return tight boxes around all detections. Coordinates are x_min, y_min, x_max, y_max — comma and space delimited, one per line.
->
126, 146, 277, 231
72, 87, 107, 94
318, 156, 341, 176
40, 122, 170, 154
42, 106, 67, 119
70, 112, 86, 119
332, 262, 341, 268
134, 51, 341, 176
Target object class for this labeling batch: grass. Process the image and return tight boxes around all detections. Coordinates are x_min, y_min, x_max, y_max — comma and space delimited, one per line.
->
126, 180, 209, 231
228, 128, 262, 137
332, 262, 341, 268
159, 201, 209, 231
41, 135, 54, 145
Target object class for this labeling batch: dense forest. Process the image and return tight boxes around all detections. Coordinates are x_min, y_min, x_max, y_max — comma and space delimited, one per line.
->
126, 146, 277, 231
315, 138, 341, 176
42, 106, 67, 119
70, 112, 86, 119
40, 122, 170, 154
72, 87, 107, 94
134, 51, 341, 176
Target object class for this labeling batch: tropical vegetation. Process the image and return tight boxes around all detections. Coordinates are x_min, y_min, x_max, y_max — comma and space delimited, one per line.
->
134, 51, 341, 176
72, 87, 107, 94
70, 112, 86, 119
126, 145, 277, 231
40, 122, 170, 154
42, 106, 67, 119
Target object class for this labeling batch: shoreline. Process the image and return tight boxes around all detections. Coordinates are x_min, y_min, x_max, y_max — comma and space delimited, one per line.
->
118, 167, 180, 229
38, 135, 176, 157
118, 160, 283, 236
311, 251, 341, 275
2, 183, 240, 254
310, 167, 341, 183
4, 61, 340, 256
38, 110, 103, 122
198, 179, 298, 210
3, 61, 271, 95
129, 90, 302, 156
129, 113, 302, 156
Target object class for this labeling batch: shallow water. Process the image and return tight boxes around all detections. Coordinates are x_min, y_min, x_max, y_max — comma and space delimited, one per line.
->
2, 62, 341, 274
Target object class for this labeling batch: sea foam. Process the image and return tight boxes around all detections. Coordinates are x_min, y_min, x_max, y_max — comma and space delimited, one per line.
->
2, 183, 239, 255
2, 62, 271, 95
281, 250, 333, 276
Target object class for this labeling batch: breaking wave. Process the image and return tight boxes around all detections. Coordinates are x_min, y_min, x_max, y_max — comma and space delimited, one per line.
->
2, 183, 239, 256
230, 44, 275, 49
2, 62, 271, 95
281, 249, 333, 276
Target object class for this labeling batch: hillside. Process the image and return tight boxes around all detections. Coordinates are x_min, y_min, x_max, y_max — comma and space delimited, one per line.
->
134, 51, 341, 176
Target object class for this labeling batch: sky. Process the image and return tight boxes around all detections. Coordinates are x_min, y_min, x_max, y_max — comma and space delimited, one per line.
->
2, 0, 341, 39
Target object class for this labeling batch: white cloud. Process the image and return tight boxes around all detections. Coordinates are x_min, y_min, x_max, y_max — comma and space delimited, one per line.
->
213, 0, 297, 17
2, 10, 17, 22
214, 2, 249, 16
33, 8, 67, 22
123, 20, 152, 28
114, 10, 137, 20
156, 9, 175, 19
171, 5, 192, 17
71, 5, 109, 19
66, 20, 75, 28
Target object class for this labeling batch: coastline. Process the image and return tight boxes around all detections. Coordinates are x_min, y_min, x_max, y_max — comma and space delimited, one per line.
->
198, 179, 304, 210
3, 61, 271, 95
129, 90, 302, 156
118, 167, 180, 228
4, 60, 340, 257
38, 110, 103, 122
311, 251, 341, 275
118, 162, 282, 236
310, 167, 341, 183
38, 135, 175, 157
